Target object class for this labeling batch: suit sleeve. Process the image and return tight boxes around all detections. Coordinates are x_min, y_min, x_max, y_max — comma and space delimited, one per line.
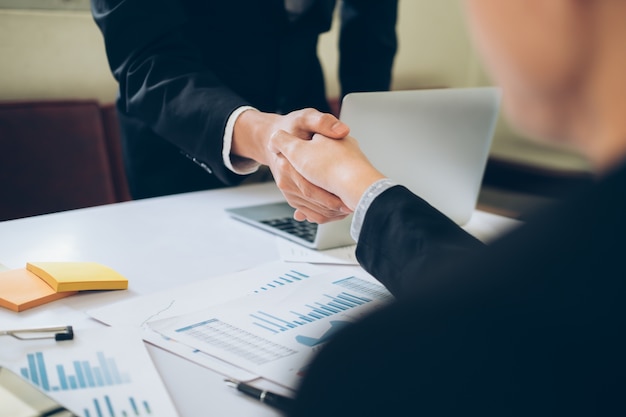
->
91, 0, 250, 185
339, 0, 398, 97
356, 186, 485, 297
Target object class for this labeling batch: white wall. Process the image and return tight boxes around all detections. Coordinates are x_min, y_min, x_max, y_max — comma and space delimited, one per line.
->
319, 1, 476, 96
0, 9, 118, 102
0, 2, 590, 171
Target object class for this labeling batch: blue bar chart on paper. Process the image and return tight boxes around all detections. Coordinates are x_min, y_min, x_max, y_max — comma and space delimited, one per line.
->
250, 276, 393, 336
252, 268, 311, 293
6, 327, 180, 417
20, 351, 130, 392
156, 272, 395, 389
172, 276, 392, 355
171, 276, 393, 357
83, 394, 153, 417
18, 352, 160, 416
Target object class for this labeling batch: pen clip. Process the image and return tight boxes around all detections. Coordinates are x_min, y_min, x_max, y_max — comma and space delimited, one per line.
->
0, 325, 74, 341
224, 378, 295, 413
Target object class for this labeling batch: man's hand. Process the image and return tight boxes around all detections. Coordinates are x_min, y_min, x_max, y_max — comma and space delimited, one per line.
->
269, 132, 386, 212
232, 108, 353, 223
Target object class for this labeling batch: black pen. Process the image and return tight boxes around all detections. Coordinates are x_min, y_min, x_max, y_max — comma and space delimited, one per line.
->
224, 378, 295, 414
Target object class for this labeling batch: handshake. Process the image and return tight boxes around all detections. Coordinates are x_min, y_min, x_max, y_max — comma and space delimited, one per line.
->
262, 109, 386, 225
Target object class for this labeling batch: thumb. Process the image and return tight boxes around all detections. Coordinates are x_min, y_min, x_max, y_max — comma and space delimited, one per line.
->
298, 109, 349, 139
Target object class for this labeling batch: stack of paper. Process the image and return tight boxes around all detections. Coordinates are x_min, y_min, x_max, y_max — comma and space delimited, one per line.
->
0, 262, 128, 312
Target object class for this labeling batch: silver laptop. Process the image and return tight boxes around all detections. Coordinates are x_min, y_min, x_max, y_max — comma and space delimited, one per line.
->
226, 87, 501, 250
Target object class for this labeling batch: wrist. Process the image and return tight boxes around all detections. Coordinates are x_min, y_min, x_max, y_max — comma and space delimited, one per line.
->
232, 110, 279, 165
343, 170, 386, 210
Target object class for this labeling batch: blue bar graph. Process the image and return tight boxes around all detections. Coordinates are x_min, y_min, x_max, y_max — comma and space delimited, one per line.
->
83, 396, 152, 417
249, 276, 392, 334
253, 269, 310, 293
19, 351, 130, 392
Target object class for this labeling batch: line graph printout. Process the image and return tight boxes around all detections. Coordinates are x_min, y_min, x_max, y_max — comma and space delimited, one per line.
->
148, 271, 394, 390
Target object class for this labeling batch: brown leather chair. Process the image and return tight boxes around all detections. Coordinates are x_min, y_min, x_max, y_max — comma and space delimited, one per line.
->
0, 100, 131, 222
101, 103, 131, 203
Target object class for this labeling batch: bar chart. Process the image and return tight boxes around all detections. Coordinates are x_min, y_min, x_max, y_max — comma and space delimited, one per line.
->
160, 273, 394, 386
250, 290, 367, 332
172, 276, 388, 362
252, 269, 311, 293
5, 327, 180, 417
20, 351, 130, 392
83, 395, 152, 417
249, 276, 393, 336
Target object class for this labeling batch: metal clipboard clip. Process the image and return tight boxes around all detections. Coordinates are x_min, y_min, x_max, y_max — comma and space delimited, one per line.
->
0, 325, 74, 341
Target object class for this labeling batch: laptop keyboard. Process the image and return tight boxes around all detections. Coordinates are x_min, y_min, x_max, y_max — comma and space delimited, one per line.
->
260, 217, 318, 243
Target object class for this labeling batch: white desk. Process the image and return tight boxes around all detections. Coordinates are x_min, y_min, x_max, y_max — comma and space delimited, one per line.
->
0, 182, 519, 416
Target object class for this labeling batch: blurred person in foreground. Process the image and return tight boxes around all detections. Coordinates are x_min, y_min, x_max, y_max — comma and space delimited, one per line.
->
280, 1, 626, 416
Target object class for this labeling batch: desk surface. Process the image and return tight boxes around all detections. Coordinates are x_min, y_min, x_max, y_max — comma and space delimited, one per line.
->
0, 182, 519, 416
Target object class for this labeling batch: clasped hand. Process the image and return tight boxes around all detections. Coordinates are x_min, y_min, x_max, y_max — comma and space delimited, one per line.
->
268, 131, 386, 221
232, 108, 354, 223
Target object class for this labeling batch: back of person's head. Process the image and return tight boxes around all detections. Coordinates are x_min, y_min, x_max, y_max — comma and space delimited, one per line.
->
463, 0, 626, 172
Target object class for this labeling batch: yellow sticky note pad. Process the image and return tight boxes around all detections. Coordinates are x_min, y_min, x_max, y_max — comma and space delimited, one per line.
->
26, 262, 128, 292
0, 269, 77, 312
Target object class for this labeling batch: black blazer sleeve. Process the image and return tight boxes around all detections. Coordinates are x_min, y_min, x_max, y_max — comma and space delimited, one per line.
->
356, 186, 485, 297
91, 0, 251, 185
339, 0, 398, 96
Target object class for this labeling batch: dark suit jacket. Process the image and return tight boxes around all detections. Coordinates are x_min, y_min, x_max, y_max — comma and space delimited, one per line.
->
291, 161, 626, 416
91, 0, 398, 199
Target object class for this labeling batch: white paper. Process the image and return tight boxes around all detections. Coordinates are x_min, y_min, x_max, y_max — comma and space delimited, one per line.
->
275, 237, 359, 265
0, 326, 179, 417
148, 270, 394, 390
87, 261, 328, 381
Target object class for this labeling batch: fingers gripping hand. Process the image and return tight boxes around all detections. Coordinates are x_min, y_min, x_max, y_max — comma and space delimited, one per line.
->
264, 109, 352, 223
269, 132, 386, 211
269, 138, 350, 224
233, 108, 352, 223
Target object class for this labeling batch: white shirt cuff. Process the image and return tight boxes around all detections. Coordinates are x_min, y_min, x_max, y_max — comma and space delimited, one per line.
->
222, 106, 262, 175
350, 178, 398, 242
